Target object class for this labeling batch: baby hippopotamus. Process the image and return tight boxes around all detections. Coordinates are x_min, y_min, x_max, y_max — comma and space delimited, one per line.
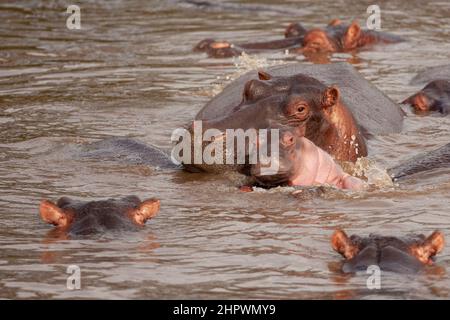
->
250, 130, 366, 191
331, 229, 445, 273
39, 196, 160, 236
402, 80, 450, 115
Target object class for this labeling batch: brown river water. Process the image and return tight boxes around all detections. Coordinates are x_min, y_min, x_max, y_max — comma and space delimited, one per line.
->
0, 0, 449, 299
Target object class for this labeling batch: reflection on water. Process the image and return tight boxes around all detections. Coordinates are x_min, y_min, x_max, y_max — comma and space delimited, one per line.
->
0, 0, 449, 299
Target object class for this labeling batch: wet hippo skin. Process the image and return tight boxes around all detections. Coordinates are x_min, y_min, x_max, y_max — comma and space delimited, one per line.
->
39, 196, 160, 236
194, 20, 403, 58
331, 229, 445, 273
79, 137, 179, 169
388, 142, 450, 181
402, 80, 450, 115
196, 63, 403, 135
410, 64, 450, 85
299, 20, 404, 54
250, 129, 366, 190
186, 70, 366, 172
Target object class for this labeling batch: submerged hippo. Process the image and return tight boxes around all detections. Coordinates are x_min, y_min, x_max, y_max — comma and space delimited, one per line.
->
331, 229, 445, 273
39, 196, 160, 236
194, 36, 304, 58
194, 20, 403, 58
196, 63, 403, 135
388, 142, 450, 181
402, 80, 450, 115
298, 20, 404, 54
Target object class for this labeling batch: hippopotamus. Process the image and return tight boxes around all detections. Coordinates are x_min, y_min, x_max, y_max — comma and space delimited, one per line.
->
298, 20, 404, 54
196, 63, 403, 135
194, 20, 403, 58
388, 142, 450, 181
183, 69, 367, 175
402, 80, 450, 115
188, 63, 402, 174
250, 129, 366, 190
39, 196, 160, 236
331, 229, 445, 273
194, 36, 304, 58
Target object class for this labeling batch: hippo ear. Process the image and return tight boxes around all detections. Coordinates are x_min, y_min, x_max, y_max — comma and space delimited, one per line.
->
344, 21, 361, 48
243, 79, 270, 102
39, 200, 72, 228
410, 231, 445, 264
328, 19, 342, 26
257, 70, 272, 81
129, 198, 160, 226
322, 86, 340, 108
331, 229, 359, 260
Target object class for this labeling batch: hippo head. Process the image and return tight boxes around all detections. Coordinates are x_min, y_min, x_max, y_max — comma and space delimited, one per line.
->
402, 80, 450, 115
194, 39, 240, 58
284, 22, 308, 38
239, 71, 342, 136
301, 21, 362, 53
39, 196, 160, 236
331, 229, 445, 273
250, 129, 298, 186
250, 129, 365, 190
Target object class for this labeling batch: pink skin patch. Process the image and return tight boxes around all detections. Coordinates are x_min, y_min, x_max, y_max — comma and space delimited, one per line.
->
288, 137, 366, 191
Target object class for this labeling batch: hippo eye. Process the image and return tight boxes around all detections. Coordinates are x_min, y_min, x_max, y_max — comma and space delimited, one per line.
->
286, 101, 310, 122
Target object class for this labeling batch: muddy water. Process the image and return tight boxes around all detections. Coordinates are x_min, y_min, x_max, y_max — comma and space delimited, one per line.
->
0, 0, 449, 299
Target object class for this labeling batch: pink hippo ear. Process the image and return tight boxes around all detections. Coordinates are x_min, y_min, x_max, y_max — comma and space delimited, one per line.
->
129, 198, 161, 226
343, 21, 361, 49
410, 231, 445, 264
257, 70, 272, 81
322, 86, 340, 109
39, 200, 73, 228
331, 229, 360, 260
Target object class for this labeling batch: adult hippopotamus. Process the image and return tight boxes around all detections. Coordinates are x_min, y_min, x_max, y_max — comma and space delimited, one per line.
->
402, 80, 450, 115
194, 36, 304, 58
194, 20, 403, 58
388, 142, 450, 181
331, 229, 445, 273
298, 20, 404, 54
39, 196, 160, 236
183, 69, 367, 174
196, 63, 403, 135
409, 64, 450, 86
187, 63, 402, 173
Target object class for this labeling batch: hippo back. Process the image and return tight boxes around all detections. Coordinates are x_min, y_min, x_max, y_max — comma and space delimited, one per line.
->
410, 64, 450, 85
196, 63, 404, 135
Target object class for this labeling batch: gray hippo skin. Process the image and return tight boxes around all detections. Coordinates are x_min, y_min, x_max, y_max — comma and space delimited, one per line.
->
331, 229, 445, 273
410, 64, 450, 85
40, 196, 160, 236
196, 63, 404, 136
403, 79, 450, 115
388, 142, 450, 181
80, 137, 179, 169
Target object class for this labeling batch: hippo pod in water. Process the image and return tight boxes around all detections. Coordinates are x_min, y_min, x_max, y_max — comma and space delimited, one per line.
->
194, 19, 404, 58
39, 196, 160, 236
331, 229, 445, 273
